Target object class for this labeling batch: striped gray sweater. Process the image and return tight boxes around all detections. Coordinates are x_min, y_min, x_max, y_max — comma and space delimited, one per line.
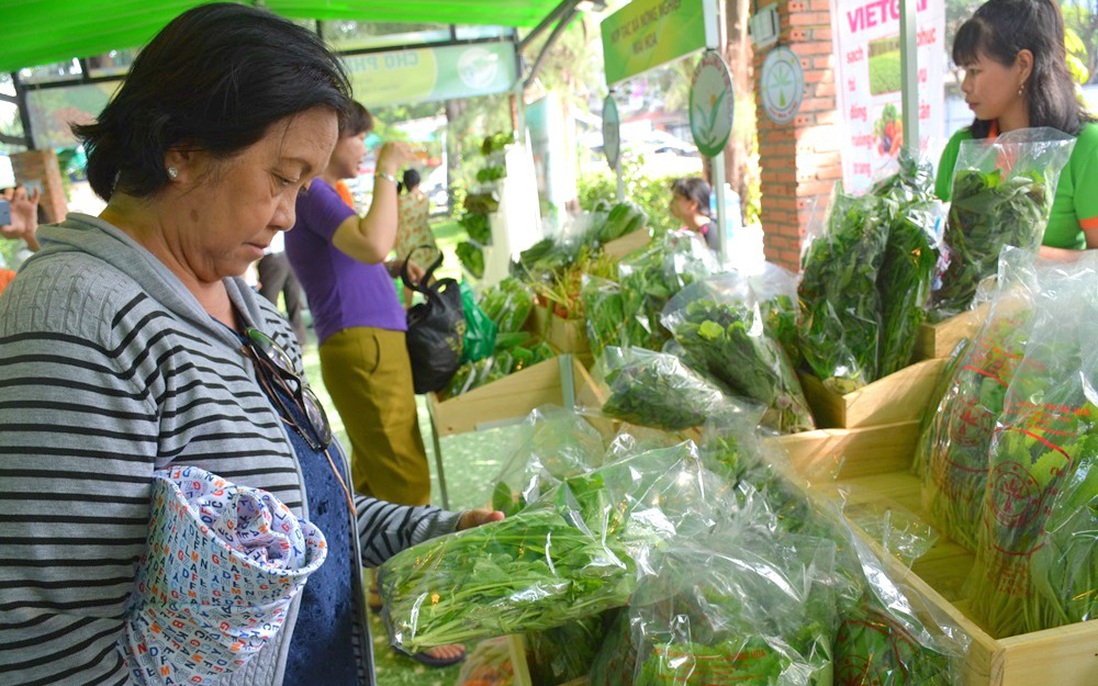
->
0, 214, 459, 685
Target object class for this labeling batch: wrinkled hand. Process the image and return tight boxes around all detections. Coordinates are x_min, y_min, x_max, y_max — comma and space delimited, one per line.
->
0, 186, 40, 246
456, 508, 505, 531
376, 141, 417, 176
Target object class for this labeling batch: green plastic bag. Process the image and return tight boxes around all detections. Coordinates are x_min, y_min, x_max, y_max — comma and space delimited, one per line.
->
460, 281, 497, 363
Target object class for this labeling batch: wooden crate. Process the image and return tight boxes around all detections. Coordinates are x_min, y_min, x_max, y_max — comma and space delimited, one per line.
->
798, 358, 949, 428
602, 227, 651, 260
916, 302, 990, 360
784, 424, 1098, 686
427, 356, 592, 437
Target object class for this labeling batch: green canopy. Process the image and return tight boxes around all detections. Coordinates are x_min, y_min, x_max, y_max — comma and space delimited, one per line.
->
0, 0, 566, 73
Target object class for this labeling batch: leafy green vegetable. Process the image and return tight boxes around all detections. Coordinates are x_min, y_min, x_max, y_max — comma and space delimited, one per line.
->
476, 165, 506, 183
481, 131, 513, 156
597, 347, 742, 431
478, 277, 534, 333
877, 202, 941, 377
919, 306, 1033, 552
598, 202, 649, 244
834, 608, 953, 685
380, 444, 725, 652
798, 189, 890, 393
464, 191, 500, 215
666, 295, 813, 434
456, 241, 485, 279
459, 212, 492, 246
932, 169, 1050, 320
636, 636, 789, 686
581, 275, 627, 359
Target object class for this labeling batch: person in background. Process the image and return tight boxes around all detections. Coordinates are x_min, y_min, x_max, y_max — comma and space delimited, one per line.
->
0, 5, 500, 684
669, 176, 718, 251
0, 184, 42, 294
285, 103, 467, 667
936, 0, 1098, 256
394, 168, 439, 307
256, 230, 308, 346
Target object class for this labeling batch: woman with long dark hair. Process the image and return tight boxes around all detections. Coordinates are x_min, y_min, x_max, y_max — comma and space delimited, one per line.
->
936, 0, 1098, 256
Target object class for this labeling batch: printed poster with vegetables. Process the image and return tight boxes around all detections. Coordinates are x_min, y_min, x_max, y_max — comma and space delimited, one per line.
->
830, 0, 945, 194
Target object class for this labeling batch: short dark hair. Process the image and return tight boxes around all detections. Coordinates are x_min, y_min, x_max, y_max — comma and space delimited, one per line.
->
953, 0, 1089, 137
341, 101, 374, 138
671, 177, 712, 218
73, 3, 352, 201
399, 169, 421, 194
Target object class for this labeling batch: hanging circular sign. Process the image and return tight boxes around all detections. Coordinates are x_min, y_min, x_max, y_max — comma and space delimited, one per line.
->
602, 95, 621, 170
689, 50, 735, 158
760, 45, 804, 124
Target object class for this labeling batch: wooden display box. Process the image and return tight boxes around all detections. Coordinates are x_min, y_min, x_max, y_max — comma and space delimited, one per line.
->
602, 227, 651, 260
916, 302, 990, 360
784, 423, 1098, 686
798, 357, 948, 429
427, 356, 597, 437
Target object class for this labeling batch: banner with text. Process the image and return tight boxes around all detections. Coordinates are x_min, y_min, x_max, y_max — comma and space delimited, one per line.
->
344, 42, 516, 108
831, 0, 945, 194
601, 0, 709, 86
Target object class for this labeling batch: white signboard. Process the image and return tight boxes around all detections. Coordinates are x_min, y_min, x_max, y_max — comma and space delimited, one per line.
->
831, 0, 945, 194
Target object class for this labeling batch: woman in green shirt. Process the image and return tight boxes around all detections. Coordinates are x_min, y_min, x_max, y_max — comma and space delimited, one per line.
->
936, 0, 1098, 257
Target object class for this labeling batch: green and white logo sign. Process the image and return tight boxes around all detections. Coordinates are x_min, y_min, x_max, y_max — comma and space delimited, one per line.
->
345, 42, 516, 108
602, 96, 621, 170
760, 46, 804, 124
689, 50, 734, 158
600, 0, 708, 86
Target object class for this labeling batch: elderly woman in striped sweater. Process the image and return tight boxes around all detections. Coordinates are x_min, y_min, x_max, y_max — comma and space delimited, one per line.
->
0, 4, 500, 685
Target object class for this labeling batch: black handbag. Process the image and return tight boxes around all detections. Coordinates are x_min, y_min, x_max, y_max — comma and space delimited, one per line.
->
402, 246, 466, 394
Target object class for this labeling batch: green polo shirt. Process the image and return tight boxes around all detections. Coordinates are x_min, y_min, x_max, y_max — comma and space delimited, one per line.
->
935, 123, 1098, 250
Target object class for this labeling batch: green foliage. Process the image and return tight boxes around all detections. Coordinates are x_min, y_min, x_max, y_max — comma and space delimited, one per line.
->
577, 159, 680, 236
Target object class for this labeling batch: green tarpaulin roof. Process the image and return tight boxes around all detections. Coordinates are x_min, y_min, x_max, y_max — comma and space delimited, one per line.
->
0, 0, 567, 73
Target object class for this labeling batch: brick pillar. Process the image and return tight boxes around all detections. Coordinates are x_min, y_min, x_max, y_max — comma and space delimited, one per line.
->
10, 149, 68, 224
754, 0, 841, 272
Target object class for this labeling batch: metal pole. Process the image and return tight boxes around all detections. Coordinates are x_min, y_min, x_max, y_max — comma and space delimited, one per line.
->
899, 0, 919, 156
705, 0, 726, 257
615, 160, 624, 203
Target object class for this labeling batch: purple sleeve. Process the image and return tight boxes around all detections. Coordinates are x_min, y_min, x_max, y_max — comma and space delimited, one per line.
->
294, 180, 356, 241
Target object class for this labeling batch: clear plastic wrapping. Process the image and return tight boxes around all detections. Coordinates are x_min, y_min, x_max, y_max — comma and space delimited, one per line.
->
661, 268, 814, 434
594, 346, 763, 432
919, 248, 1038, 551
932, 127, 1075, 320
966, 252, 1098, 636
379, 441, 733, 652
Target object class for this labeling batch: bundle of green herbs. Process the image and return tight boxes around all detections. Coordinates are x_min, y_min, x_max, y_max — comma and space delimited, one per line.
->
931, 128, 1075, 321
478, 277, 534, 333
877, 200, 943, 377
596, 346, 750, 432
379, 443, 728, 652
663, 273, 814, 434
966, 255, 1098, 637
798, 189, 891, 393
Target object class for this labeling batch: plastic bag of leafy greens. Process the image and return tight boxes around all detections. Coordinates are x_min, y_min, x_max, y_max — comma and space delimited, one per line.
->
662, 270, 814, 434
932, 127, 1075, 321
877, 200, 945, 377
617, 233, 722, 352
456, 637, 514, 686
594, 346, 763, 432
460, 281, 498, 362
967, 253, 1098, 637
824, 499, 970, 686
798, 185, 892, 393
488, 406, 606, 516
628, 511, 838, 686
590, 609, 638, 686
919, 247, 1038, 552
379, 441, 732, 652
479, 277, 535, 333
525, 615, 606, 685
582, 274, 628, 359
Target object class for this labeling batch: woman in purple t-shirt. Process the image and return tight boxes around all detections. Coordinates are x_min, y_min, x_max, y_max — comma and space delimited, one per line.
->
285, 104, 465, 667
